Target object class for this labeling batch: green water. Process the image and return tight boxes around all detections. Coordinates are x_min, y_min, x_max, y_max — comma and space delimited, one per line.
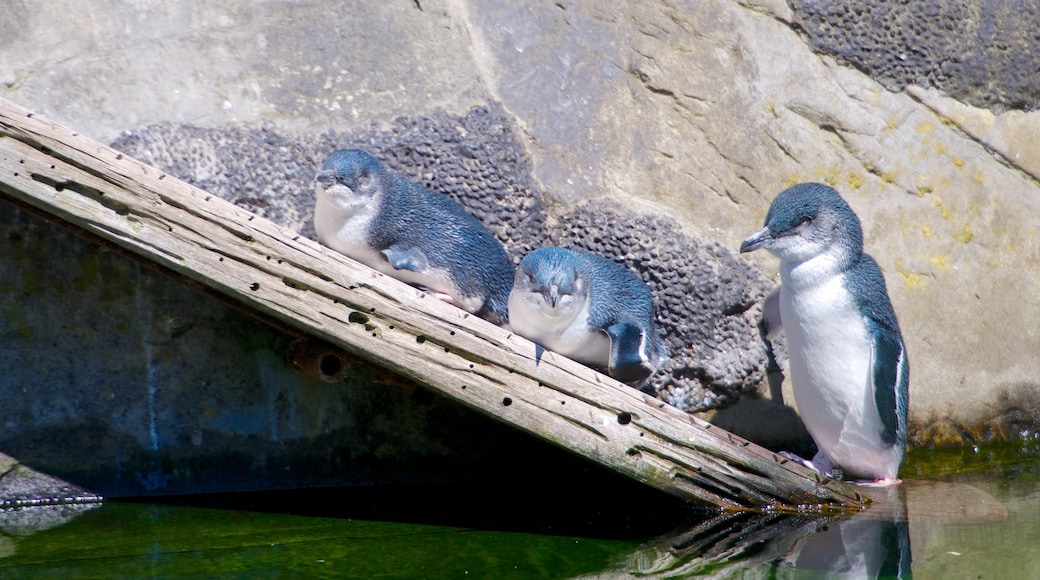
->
0, 504, 634, 577
1, 441, 1038, 578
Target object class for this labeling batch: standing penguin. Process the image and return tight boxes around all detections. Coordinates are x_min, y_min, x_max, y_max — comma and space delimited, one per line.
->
314, 149, 514, 325
740, 183, 909, 484
508, 247, 665, 386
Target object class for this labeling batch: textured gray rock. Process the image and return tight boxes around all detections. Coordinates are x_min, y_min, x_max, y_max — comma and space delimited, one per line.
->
112, 107, 772, 411
0, 1, 485, 143
789, 0, 1040, 113
0, 451, 101, 539
3, 0, 1040, 482
452, 0, 1040, 447
111, 106, 548, 255
551, 203, 771, 409
0, 464, 99, 512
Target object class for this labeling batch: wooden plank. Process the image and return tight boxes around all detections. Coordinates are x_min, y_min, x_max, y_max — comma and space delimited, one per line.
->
0, 97, 869, 512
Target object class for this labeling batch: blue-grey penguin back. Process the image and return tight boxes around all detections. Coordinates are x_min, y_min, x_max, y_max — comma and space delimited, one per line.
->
579, 249, 666, 382
315, 149, 514, 325
511, 247, 665, 385
847, 253, 910, 450
574, 251, 659, 340
372, 173, 515, 322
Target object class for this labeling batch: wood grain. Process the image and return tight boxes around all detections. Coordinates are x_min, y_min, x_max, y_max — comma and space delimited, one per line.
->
0, 97, 868, 512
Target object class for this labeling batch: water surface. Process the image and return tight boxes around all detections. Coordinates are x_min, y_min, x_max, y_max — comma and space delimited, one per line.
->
1, 442, 1037, 578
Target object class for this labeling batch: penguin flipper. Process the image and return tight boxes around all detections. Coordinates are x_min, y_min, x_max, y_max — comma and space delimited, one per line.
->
605, 321, 653, 385
383, 245, 430, 273
871, 330, 908, 447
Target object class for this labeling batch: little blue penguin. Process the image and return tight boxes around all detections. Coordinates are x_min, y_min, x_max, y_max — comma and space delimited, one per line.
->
739, 182, 909, 484
314, 149, 514, 325
508, 247, 665, 386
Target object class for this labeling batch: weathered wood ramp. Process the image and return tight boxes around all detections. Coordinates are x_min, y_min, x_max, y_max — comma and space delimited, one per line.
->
0, 97, 868, 513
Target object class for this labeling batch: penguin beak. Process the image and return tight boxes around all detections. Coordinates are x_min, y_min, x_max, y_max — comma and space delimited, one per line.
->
740, 227, 773, 254
549, 284, 559, 308
314, 169, 337, 189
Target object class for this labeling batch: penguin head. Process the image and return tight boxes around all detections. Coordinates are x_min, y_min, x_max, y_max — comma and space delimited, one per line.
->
512, 248, 590, 321
314, 149, 389, 209
740, 182, 863, 264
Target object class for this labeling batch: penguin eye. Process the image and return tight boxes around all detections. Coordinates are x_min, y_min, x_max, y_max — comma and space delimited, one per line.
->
795, 216, 812, 228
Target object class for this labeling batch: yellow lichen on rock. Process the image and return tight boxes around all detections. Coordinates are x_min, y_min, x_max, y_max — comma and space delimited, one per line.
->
895, 259, 927, 289
953, 224, 974, 244
847, 169, 865, 190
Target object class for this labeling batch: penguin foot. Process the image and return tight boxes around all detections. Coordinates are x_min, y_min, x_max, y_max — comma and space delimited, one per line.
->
609, 361, 654, 386
778, 451, 817, 471
779, 451, 843, 480
426, 290, 457, 304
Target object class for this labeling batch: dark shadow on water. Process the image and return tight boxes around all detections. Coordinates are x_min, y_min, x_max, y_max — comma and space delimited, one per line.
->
120, 452, 711, 541
1, 443, 1033, 577
111, 467, 1010, 578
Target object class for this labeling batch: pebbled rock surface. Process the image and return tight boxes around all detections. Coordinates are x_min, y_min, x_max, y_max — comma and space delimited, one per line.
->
0, 452, 102, 540
788, 0, 1040, 113
110, 104, 550, 256
113, 106, 774, 412
551, 203, 772, 410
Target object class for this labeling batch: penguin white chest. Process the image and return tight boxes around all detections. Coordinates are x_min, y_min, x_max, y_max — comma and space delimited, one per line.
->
507, 291, 610, 366
780, 275, 874, 453
314, 184, 383, 268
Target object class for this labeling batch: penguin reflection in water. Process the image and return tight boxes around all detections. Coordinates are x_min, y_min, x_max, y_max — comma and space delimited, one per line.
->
508, 247, 665, 386
313, 149, 514, 326
740, 183, 909, 485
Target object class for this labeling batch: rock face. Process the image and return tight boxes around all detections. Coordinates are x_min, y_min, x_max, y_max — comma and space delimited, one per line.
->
0, 451, 102, 556
2, 0, 1040, 495
789, 0, 1040, 113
